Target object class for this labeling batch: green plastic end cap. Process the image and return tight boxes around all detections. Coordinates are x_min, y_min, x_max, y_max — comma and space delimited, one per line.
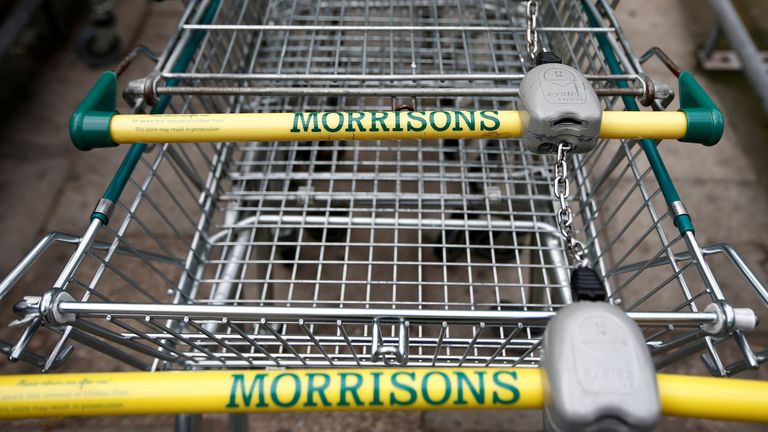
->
678, 71, 724, 146
69, 71, 119, 151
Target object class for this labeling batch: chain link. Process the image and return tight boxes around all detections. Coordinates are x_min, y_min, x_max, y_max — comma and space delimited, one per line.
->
553, 142, 589, 268
528, 0, 585, 267
525, 0, 540, 61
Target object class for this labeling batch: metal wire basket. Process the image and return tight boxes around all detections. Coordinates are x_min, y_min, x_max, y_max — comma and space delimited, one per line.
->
2, 0, 766, 379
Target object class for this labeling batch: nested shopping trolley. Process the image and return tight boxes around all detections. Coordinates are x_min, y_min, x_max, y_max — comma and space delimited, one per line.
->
2, 0, 768, 429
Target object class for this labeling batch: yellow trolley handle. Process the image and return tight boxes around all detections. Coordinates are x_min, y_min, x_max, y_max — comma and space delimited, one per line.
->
103, 110, 686, 145
70, 71, 723, 151
0, 368, 766, 423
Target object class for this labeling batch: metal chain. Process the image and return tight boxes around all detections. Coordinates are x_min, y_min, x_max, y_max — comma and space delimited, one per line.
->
525, 0, 540, 61
528, 0, 584, 267
553, 142, 589, 268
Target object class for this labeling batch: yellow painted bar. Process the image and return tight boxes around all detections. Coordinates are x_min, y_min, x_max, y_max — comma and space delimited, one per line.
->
0, 368, 542, 419
108, 110, 687, 144
658, 373, 768, 423
601, 111, 687, 140
109, 111, 521, 144
3, 369, 764, 422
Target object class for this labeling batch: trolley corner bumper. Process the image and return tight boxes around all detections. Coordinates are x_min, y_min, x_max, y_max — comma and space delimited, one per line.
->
69, 71, 119, 151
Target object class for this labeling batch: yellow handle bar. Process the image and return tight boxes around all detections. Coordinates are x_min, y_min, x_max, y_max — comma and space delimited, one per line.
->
71, 71, 723, 150
106, 111, 687, 144
0, 368, 766, 422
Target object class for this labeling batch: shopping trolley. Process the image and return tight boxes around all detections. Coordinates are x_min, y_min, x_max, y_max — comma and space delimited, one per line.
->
2, 0, 768, 430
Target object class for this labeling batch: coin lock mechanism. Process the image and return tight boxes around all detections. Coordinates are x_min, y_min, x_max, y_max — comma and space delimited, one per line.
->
519, 62, 602, 153
542, 302, 660, 431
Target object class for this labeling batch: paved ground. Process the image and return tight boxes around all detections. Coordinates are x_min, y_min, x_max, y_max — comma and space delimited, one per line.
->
0, 1, 767, 431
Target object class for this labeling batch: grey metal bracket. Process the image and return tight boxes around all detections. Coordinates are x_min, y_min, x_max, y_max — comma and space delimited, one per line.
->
699, 49, 768, 72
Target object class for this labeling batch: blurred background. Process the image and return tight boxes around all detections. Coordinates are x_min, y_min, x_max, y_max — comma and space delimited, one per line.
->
0, 0, 766, 431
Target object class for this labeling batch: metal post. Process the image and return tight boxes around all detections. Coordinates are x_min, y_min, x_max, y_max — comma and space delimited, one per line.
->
707, 0, 768, 115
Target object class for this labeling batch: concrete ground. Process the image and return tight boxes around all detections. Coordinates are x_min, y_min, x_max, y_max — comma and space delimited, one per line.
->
0, 0, 767, 431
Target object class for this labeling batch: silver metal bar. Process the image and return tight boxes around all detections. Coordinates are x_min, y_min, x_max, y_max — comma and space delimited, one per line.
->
0, 232, 80, 300
66, 327, 150, 371
184, 358, 539, 368
683, 231, 726, 302
225, 319, 282, 365
162, 0, 213, 76
541, 232, 572, 305
161, 72, 639, 81
72, 318, 182, 363
336, 321, 361, 365
458, 323, 485, 366
182, 24, 617, 32
299, 320, 334, 365
484, 325, 523, 367
218, 214, 563, 232
38, 219, 104, 371
155, 86, 642, 97
56, 301, 718, 326
704, 244, 768, 305
119, 333, 537, 349
707, 0, 768, 114
0, 231, 182, 301
260, 319, 308, 366
608, 243, 768, 306
144, 318, 221, 364
431, 321, 447, 366
104, 317, 195, 363
8, 317, 41, 362
721, 348, 768, 376
186, 319, 252, 365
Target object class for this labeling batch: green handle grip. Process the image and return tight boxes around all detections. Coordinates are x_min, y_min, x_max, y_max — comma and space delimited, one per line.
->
69, 71, 119, 151
678, 71, 724, 146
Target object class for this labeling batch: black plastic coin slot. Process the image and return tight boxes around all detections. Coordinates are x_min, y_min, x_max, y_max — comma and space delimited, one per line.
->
552, 118, 584, 128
